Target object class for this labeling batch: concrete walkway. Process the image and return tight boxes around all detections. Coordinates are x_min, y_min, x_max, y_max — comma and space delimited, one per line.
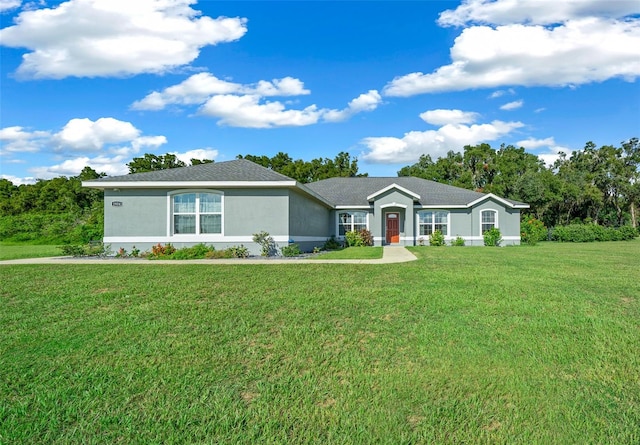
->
0, 246, 417, 265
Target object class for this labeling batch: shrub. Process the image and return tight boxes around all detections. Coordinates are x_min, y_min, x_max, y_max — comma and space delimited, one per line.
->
429, 230, 446, 246
171, 243, 214, 260
619, 225, 639, 240
483, 227, 502, 246
228, 245, 250, 258
417, 237, 426, 246
59, 242, 112, 257
323, 236, 343, 250
59, 244, 88, 257
131, 246, 140, 257
281, 244, 302, 257
345, 229, 374, 247
205, 249, 234, 259
358, 229, 374, 246
253, 231, 278, 256
115, 247, 128, 258
452, 236, 466, 246
520, 216, 546, 245
150, 243, 176, 258
552, 224, 639, 242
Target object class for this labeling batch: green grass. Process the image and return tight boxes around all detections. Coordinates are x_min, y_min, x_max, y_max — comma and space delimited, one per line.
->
311, 246, 383, 260
1, 241, 639, 444
0, 242, 63, 261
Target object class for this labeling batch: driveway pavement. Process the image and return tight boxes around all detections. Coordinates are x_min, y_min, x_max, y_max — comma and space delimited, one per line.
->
0, 246, 417, 265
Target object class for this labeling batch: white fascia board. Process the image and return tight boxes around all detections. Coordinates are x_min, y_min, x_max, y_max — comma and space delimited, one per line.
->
414, 204, 469, 209
335, 205, 371, 209
83, 180, 298, 189
366, 183, 421, 201
380, 202, 408, 209
466, 193, 529, 209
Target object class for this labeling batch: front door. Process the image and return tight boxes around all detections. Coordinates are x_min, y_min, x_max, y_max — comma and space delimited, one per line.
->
386, 213, 400, 244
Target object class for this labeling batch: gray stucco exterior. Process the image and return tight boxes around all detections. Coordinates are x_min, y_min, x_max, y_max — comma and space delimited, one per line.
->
85, 159, 528, 254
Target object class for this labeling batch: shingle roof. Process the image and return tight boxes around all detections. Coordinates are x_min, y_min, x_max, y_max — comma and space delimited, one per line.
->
88, 159, 295, 183
86, 159, 527, 208
305, 177, 526, 207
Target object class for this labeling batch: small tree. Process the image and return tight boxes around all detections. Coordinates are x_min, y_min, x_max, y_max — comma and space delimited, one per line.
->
521, 216, 546, 245
429, 230, 446, 246
483, 227, 502, 246
252, 231, 278, 256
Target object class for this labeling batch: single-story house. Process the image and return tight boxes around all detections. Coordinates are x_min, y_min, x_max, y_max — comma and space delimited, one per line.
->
83, 158, 529, 254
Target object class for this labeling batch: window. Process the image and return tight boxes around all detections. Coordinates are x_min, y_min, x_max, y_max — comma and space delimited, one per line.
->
418, 211, 448, 236
173, 192, 222, 235
481, 210, 497, 233
338, 211, 367, 236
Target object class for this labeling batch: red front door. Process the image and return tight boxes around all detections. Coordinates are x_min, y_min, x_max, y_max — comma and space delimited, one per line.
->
386, 213, 400, 244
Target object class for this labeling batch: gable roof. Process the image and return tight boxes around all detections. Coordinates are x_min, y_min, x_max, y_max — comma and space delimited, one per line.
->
83, 159, 528, 209
82, 159, 296, 188
305, 177, 528, 208
84, 159, 295, 185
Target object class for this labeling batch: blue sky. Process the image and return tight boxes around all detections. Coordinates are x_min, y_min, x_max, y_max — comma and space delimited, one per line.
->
1, 0, 639, 184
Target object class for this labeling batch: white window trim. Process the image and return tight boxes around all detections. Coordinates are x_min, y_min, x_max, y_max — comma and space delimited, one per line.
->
336, 210, 369, 237
167, 190, 224, 238
480, 209, 499, 234
416, 210, 450, 238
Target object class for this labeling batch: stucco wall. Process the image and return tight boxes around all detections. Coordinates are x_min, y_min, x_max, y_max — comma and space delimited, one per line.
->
288, 190, 331, 240
102, 187, 292, 255
470, 199, 522, 245
223, 188, 289, 237
104, 189, 167, 237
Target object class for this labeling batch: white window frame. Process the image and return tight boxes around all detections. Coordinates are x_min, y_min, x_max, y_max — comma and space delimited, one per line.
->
337, 211, 369, 237
480, 209, 498, 234
416, 210, 450, 237
168, 190, 224, 237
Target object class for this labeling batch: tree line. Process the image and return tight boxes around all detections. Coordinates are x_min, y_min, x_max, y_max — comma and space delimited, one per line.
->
0, 139, 637, 244
398, 138, 639, 228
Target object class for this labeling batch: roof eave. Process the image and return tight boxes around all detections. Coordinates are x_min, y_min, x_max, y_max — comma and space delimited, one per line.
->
366, 183, 421, 201
82, 180, 299, 189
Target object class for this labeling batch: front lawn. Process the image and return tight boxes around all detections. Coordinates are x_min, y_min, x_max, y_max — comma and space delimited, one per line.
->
311, 246, 383, 260
0, 243, 64, 261
1, 241, 639, 444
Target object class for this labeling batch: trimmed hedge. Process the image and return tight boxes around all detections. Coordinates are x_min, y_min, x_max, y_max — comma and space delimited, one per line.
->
551, 224, 638, 242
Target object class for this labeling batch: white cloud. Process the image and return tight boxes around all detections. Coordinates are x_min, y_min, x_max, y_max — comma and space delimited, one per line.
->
52, 117, 141, 151
2, 174, 36, 185
135, 72, 381, 128
516, 136, 574, 166
419, 109, 480, 126
500, 100, 523, 110
132, 73, 310, 110
517, 136, 555, 149
537, 146, 573, 167
0, 0, 21, 12
362, 119, 524, 164
29, 154, 131, 179
384, 4, 640, 97
438, 0, 639, 27
199, 94, 322, 128
489, 88, 515, 98
171, 148, 219, 164
0, 0, 248, 79
323, 90, 382, 122
252, 77, 310, 97
0, 125, 50, 154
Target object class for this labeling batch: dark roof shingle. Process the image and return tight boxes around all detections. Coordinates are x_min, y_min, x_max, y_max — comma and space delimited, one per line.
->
89, 159, 295, 183
305, 177, 526, 207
